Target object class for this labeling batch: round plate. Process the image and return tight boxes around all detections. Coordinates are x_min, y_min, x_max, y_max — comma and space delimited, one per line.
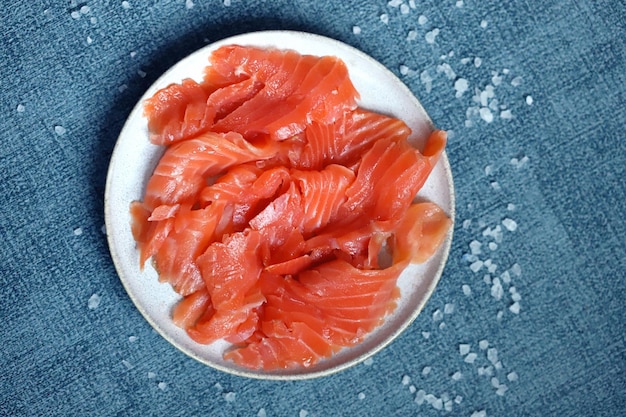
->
105, 30, 455, 380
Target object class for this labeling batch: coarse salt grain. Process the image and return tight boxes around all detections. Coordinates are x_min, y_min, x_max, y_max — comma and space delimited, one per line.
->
409, 385, 416, 393
147, 372, 156, 379
470, 260, 483, 273
496, 384, 508, 396
380, 13, 389, 24
456, 0, 464, 7
511, 263, 522, 276
388, 0, 403, 7
422, 331, 431, 339
257, 408, 267, 417
80, 5, 90, 14
500, 109, 513, 119
462, 284, 472, 296
494, 361, 503, 370
487, 348, 498, 364
55, 125, 67, 135
491, 279, 504, 300
483, 274, 492, 284
469, 240, 482, 255
418, 15, 428, 25
399, 65, 410, 75
509, 302, 521, 314
474, 57, 482, 67
480, 107, 494, 123
502, 218, 517, 231
462, 219, 472, 229
400, 4, 409, 14
507, 203, 516, 211
491, 377, 500, 388
471, 411, 487, 417
459, 344, 470, 355
496, 310, 504, 320
464, 352, 478, 363
352, 26, 362, 35
137, 69, 147, 78
437, 63, 456, 79
363, 357, 374, 366
157, 381, 167, 391
17, 104, 25, 112
455, 395, 463, 404
73, 227, 83, 236
432, 309, 443, 321
489, 242, 498, 251
409, 0, 416, 8
71, 10, 80, 19
122, 359, 133, 369
128, 335, 137, 343
507, 371, 519, 381
420, 70, 433, 93
299, 410, 308, 417
185, 0, 194, 9
444, 400, 453, 411
223, 392, 236, 402
526, 95, 533, 105
415, 389, 426, 404
480, 19, 488, 28
422, 366, 432, 375
406, 30, 417, 41
358, 392, 366, 400
223, 0, 231, 5
511, 76, 522, 87
451, 371, 462, 381
402, 375, 411, 385
88, 294, 101, 310
439, 322, 446, 330
511, 292, 522, 302
491, 181, 501, 191
432, 398, 443, 410
454, 78, 469, 97
90, 17, 97, 24
444, 303, 455, 314
425, 28, 440, 44
122, 1, 130, 10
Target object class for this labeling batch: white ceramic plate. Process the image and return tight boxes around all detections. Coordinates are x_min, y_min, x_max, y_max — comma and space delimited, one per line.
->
105, 30, 455, 380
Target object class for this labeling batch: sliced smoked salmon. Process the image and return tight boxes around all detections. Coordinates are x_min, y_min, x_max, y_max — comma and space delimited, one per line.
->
132, 45, 451, 371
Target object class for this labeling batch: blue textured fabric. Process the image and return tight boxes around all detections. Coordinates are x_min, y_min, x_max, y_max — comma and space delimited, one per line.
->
2, 1, 625, 416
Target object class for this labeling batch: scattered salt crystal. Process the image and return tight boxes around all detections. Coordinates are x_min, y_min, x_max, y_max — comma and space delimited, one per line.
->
402, 375, 411, 385
471, 411, 487, 417
511, 263, 522, 276
491, 377, 500, 388
462, 219, 472, 229
494, 361, 503, 370
400, 4, 410, 14
73, 227, 83, 236
496, 384, 508, 396
444, 303, 455, 314
490, 181, 501, 191
352, 26, 362, 35
88, 294, 101, 310
477, 366, 485, 376
405, 30, 417, 42
502, 218, 517, 232
80, 5, 90, 14
364, 357, 374, 366
507, 371, 519, 382
380, 13, 389, 24
507, 203, 516, 211
299, 410, 308, 417
122, 359, 133, 369
483, 274, 492, 284
214, 382, 223, 390
462, 284, 472, 296
464, 352, 478, 363
422, 331, 431, 339
487, 348, 498, 364
90, 17, 97, 24
488, 242, 498, 251
54, 125, 67, 136
484, 165, 493, 175
511, 76, 522, 87
422, 366, 432, 375
409, 385, 416, 393
223, 392, 236, 402
470, 260, 483, 273
257, 408, 267, 417
415, 389, 426, 404
526, 95, 533, 105
456, 0, 464, 7
137, 69, 147, 78
487, 263, 497, 274
432, 309, 443, 322
474, 57, 482, 67
420, 70, 433, 93
469, 240, 482, 255
130, 51, 137, 58
147, 372, 156, 379
432, 398, 443, 410
484, 258, 493, 268
388, 0, 403, 7
122, 1, 130, 10
358, 392, 366, 400
17, 104, 25, 112
71, 10, 80, 19
480, 107, 494, 123
158, 381, 167, 391
425, 28, 440, 44
437, 63, 456, 80
501, 270, 511, 284
418, 15, 428, 25
496, 310, 504, 320
509, 302, 521, 314
454, 395, 463, 404
128, 335, 137, 343
424, 393, 437, 404
185, 0, 194, 9
511, 292, 522, 302
463, 253, 478, 263
87, 36, 93, 44
480, 19, 488, 28
439, 322, 446, 330
100, 224, 107, 235
399, 64, 410, 75
118, 84, 128, 93
451, 371, 462, 381
409, 0, 416, 8
223, 0, 231, 5
444, 400, 453, 411
459, 344, 471, 355
479, 340, 489, 350
454, 78, 469, 97
500, 109, 513, 119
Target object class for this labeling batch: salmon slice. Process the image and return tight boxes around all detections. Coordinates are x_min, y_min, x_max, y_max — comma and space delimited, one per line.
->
393, 202, 452, 264
144, 79, 214, 146
152, 204, 224, 296
172, 288, 212, 329
143, 131, 277, 210
129, 201, 175, 268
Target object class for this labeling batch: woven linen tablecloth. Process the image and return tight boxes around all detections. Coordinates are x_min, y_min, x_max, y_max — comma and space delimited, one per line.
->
2, 1, 625, 416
